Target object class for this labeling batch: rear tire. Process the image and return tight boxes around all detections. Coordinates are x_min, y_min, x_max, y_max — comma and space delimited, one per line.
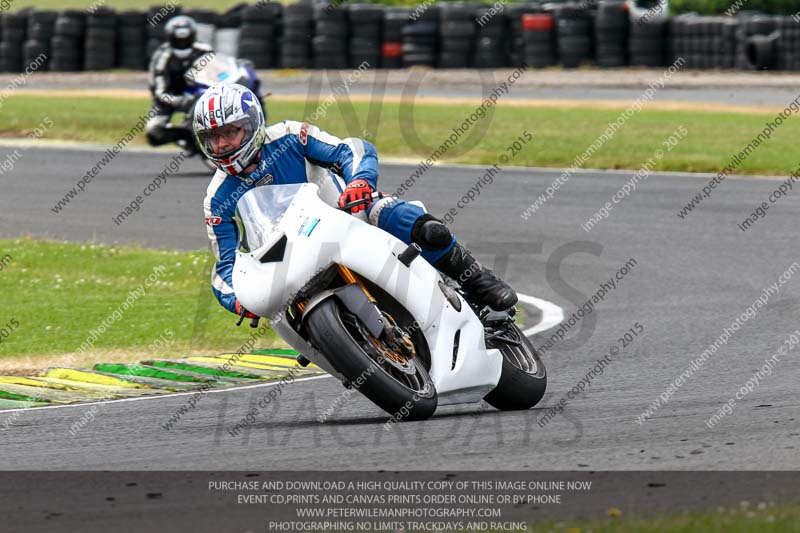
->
483, 322, 547, 410
307, 298, 438, 421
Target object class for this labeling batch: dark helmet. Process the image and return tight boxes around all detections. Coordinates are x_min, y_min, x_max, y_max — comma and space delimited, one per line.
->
165, 16, 197, 57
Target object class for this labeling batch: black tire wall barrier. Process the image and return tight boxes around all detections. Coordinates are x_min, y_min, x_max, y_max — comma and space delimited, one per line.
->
1, 2, 799, 73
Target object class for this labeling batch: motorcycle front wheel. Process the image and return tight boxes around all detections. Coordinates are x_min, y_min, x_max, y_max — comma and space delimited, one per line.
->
306, 298, 437, 421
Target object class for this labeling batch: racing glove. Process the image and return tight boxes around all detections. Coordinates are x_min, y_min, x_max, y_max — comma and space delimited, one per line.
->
338, 179, 374, 214
235, 299, 258, 319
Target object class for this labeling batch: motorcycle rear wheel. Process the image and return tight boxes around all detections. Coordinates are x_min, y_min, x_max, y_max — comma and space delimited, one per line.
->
306, 298, 438, 421
483, 321, 547, 410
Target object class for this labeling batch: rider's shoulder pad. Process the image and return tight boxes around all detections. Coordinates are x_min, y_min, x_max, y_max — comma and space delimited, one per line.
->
264, 120, 303, 142
205, 169, 229, 197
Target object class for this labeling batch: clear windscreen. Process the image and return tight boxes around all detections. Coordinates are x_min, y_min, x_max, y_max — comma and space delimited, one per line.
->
185, 53, 239, 87
235, 184, 305, 251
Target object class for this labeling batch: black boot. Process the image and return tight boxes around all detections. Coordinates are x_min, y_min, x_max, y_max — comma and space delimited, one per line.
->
433, 241, 518, 311
411, 217, 518, 311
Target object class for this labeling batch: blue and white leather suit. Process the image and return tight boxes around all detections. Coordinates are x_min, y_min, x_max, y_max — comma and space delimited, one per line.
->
204, 120, 455, 313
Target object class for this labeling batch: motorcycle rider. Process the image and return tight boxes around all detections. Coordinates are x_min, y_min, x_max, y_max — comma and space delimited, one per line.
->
145, 15, 213, 148
196, 83, 517, 318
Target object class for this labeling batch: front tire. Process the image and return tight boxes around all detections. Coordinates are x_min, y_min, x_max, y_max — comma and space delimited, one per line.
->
483, 322, 547, 410
306, 298, 438, 421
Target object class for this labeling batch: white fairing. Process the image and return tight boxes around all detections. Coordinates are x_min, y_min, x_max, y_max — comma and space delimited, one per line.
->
232, 184, 502, 405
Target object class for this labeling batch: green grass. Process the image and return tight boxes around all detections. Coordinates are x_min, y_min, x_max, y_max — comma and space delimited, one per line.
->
4, 94, 800, 176
0, 238, 279, 359
527, 501, 800, 533
671, 0, 798, 16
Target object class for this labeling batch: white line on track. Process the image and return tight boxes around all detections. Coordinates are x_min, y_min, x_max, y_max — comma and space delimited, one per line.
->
0, 375, 332, 415
517, 293, 564, 337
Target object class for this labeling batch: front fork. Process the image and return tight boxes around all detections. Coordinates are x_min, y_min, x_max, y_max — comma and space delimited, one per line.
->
337, 265, 377, 303
310, 265, 416, 362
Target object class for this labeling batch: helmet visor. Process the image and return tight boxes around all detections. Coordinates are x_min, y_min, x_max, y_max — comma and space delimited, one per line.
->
168, 21, 195, 50
196, 117, 256, 159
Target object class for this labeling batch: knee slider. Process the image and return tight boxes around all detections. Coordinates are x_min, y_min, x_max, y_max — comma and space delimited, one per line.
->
411, 214, 452, 250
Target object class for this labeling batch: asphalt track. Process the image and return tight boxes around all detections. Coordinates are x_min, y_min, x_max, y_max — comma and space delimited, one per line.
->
1, 143, 799, 477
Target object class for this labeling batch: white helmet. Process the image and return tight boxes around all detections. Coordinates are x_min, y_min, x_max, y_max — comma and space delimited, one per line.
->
192, 83, 266, 176
165, 16, 197, 58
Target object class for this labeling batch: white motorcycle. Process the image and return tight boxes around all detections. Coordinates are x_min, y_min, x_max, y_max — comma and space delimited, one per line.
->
232, 183, 546, 421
